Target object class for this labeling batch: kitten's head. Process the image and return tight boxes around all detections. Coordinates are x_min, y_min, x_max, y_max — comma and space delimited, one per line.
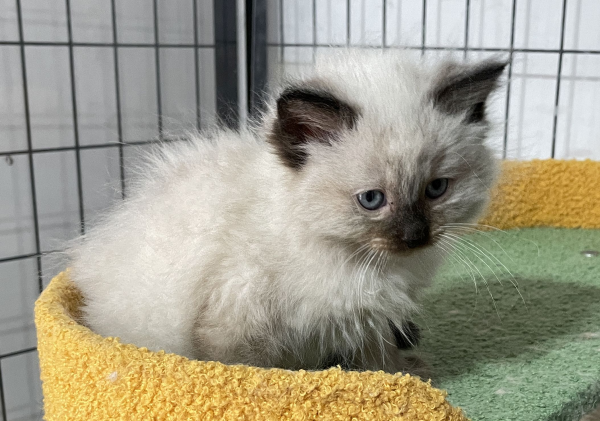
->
267, 50, 506, 254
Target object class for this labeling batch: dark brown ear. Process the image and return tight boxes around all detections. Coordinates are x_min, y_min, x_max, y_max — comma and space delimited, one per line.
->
269, 87, 358, 170
431, 59, 508, 123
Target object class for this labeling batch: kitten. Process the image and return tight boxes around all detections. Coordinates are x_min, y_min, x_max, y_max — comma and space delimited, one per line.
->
69, 50, 505, 374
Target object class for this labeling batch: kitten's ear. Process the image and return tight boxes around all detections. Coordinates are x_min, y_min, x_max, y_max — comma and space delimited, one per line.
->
269, 87, 358, 169
430, 58, 508, 123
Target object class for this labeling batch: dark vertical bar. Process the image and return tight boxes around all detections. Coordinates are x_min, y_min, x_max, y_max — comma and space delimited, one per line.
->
213, 0, 239, 128
382, 0, 387, 48
551, 0, 568, 158
421, 0, 427, 55
463, 0, 470, 59
247, 0, 268, 117
346, 0, 351, 46
110, 0, 126, 198
502, 0, 517, 159
65, 0, 86, 234
15, 0, 43, 293
279, 0, 284, 62
193, 0, 202, 130
153, 0, 164, 139
312, 0, 317, 60
0, 361, 6, 421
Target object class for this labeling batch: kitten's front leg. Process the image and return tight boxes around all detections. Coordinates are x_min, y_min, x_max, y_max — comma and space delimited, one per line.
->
192, 311, 277, 368
356, 321, 430, 378
389, 319, 421, 350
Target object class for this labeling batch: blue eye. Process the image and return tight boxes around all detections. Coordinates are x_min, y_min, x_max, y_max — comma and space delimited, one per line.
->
425, 178, 449, 199
357, 190, 386, 210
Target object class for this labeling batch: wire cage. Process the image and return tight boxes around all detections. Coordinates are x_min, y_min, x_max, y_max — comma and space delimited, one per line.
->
1, 0, 599, 419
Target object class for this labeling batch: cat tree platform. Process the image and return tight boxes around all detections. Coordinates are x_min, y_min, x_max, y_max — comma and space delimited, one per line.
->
35, 160, 600, 420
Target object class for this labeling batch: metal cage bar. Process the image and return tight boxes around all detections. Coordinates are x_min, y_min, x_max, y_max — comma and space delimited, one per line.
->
0, 362, 6, 421
551, 0, 569, 158
502, 0, 518, 159
65, 0, 86, 235
153, 0, 164, 140
193, 0, 202, 131
110, 0, 126, 199
14, 0, 43, 296
463, 0, 470, 59
421, 0, 427, 55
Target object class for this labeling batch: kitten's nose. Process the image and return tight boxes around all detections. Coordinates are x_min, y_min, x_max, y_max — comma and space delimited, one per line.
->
399, 204, 430, 249
404, 236, 429, 249
401, 225, 430, 249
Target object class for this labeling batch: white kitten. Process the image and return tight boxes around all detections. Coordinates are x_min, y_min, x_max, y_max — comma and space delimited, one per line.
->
69, 49, 504, 373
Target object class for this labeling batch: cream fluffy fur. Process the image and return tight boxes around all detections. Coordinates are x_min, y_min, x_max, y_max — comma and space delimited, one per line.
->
69, 50, 500, 373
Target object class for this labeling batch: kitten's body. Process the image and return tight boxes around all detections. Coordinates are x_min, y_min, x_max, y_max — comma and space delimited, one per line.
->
70, 50, 503, 373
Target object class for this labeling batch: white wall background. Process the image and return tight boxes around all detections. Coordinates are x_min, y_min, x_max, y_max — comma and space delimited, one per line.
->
0, 1, 599, 420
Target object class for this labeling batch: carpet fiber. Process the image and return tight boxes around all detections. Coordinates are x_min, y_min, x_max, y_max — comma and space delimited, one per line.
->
480, 160, 600, 230
420, 227, 600, 421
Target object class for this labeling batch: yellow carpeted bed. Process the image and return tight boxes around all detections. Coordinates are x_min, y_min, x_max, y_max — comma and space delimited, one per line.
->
35, 160, 600, 420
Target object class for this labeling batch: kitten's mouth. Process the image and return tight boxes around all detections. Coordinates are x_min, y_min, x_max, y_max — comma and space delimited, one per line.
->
368, 226, 448, 253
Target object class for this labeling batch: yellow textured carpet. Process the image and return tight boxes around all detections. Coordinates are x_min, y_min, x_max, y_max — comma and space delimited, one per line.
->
481, 159, 600, 229
35, 159, 600, 420
35, 273, 465, 420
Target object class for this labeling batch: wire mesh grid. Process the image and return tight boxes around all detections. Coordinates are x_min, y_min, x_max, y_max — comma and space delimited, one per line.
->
268, 0, 600, 161
0, 0, 223, 419
1, 0, 599, 419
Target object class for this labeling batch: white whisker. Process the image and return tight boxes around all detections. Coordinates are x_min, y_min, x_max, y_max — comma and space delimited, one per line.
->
443, 231, 526, 308
435, 237, 482, 321
434, 239, 478, 296
444, 225, 515, 264
440, 233, 501, 319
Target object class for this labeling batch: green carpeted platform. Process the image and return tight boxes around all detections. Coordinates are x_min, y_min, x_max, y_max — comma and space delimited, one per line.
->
420, 228, 600, 421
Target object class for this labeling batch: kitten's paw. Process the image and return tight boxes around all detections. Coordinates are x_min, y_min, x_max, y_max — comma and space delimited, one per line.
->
401, 354, 432, 379
388, 319, 421, 350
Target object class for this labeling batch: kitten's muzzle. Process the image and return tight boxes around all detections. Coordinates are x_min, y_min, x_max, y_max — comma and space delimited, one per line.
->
371, 204, 431, 251
401, 221, 430, 249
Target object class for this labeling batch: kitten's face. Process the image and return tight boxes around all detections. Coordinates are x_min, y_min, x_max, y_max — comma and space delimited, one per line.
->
268, 51, 504, 255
